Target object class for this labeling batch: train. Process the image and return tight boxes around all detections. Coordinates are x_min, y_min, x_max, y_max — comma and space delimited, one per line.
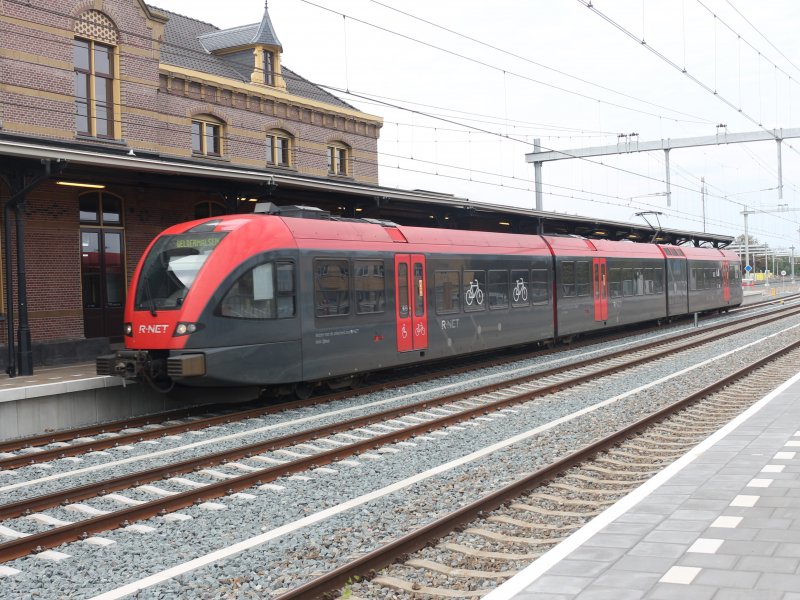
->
96, 205, 743, 397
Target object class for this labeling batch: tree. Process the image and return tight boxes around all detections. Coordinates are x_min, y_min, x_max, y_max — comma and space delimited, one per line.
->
734, 233, 760, 246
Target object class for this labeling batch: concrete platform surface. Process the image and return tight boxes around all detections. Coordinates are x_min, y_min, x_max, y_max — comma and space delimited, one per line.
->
488, 370, 800, 600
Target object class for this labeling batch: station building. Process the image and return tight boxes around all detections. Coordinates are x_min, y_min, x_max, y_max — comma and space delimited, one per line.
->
0, 0, 390, 369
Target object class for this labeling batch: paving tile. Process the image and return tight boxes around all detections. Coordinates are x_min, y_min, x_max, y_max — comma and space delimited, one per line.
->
729, 495, 760, 507
669, 509, 723, 521
611, 555, 677, 574
754, 528, 800, 543
519, 575, 593, 595
612, 512, 666, 525
546, 559, 610, 578
694, 567, 759, 587
643, 529, 703, 545
628, 541, 687, 559
745, 477, 774, 488
658, 566, 701, 584
678, 498, 732, 511
773, 543, 800, 558
513, 592, 573, 600
565, 546, 629, 563
707, 540, 778, 557
678, 553, 739, 569
590, 569, 661, 591
574, 586, 644, 600
754, 572, 800, 591
687, 538, 724, 554
713, 588, 784, 600
696, 527, 757, 542
583, 533, 645, 549
600, 521, 654, 536
736, 555, 799, 573
737, 517, 792, 529
653, 519, 710, 533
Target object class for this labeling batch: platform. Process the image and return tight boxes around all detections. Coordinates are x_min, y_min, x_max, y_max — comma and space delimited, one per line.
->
0, 362, 179, 441
488, 369, 800, 599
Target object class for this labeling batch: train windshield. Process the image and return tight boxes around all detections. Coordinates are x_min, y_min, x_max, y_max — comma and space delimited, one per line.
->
134, 232, 227, 312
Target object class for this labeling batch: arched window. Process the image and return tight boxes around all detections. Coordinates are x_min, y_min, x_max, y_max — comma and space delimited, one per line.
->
192, 114, 224, 157
327, 142, 351, 176
194, 201, 226, 220
266, 129, 292, 167
74, 10, 119, 138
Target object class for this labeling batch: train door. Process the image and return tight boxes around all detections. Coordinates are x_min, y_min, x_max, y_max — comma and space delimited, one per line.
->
394, 254, 428, 352
592, 258, 608, 321
722, 260, 730, 302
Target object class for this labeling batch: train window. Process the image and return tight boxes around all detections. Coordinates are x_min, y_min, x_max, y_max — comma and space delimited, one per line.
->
276, 262, 295, 318
609, 268, 622, 298
510, 269, 529, 307
634, 270, 645, 295
219, 263, 278, 319
695, 268, 705, 290
711, 268, 721, 288
643, 268, 654, 295
434, 271, 460, 314
315, 259, 350, 317
576, 261, 591, 297
488, 270, 509, 309
622, 268, 634, 297
463, 269, 486, 311
414, 262, 425, 317
398, 263, 410, 318
531, 269, 550, 305
653, 268, 664, 294
354, 260, 385, 314
561, 261, 576, 297
730, 264, 740, 282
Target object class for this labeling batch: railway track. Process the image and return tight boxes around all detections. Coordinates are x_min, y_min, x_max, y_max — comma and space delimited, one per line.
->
282, 335, 800, 599
2, 294, 797, 469
1, 299, 799, 573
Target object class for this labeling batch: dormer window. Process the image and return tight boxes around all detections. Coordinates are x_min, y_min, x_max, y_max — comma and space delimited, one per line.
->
263, 50, 275, 86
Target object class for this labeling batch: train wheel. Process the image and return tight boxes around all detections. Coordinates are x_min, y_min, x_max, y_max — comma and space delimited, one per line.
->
293, 382, 315, 400
326, 375, 357, 391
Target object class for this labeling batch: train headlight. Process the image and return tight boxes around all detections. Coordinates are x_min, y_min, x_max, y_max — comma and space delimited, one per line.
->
174, 322, 199, 337
124, 323, 133, 337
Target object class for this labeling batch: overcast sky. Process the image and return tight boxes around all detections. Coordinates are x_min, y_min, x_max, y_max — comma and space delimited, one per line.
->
151, 0, 800, 252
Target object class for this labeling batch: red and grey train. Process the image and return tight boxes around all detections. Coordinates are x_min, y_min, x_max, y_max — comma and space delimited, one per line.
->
96, 207, 742, 396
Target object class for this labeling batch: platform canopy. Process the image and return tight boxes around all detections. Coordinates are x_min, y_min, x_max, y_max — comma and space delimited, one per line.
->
0, 135, 734, 248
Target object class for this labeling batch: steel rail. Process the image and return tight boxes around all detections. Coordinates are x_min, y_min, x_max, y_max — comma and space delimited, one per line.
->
0, 306, 797, 562
273, 338, 800, 600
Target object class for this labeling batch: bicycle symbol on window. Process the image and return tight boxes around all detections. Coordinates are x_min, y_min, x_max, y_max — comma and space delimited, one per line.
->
513, 278, 528, 302
465, 279, 484, 306
415, 322, 425, 336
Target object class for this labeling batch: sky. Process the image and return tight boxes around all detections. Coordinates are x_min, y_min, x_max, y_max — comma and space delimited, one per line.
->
149, 0, 800, 252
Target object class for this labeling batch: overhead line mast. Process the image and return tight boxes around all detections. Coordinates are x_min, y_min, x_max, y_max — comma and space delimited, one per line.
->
526, 128, 800, 211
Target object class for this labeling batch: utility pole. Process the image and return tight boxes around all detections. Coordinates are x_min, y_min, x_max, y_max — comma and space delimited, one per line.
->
701, 177, 707, 232
792, 246, 796, 280
533, 138, 543, 211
